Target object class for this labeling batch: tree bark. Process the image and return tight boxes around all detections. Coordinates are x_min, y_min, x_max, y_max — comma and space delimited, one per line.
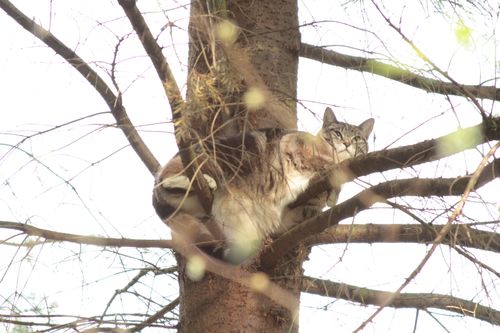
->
185, 0, 298, 137
176, 0, 301, 331
177, 254, 301, 332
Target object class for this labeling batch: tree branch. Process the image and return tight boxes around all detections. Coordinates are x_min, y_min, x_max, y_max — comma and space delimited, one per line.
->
262, 157, 500, 269
0, 0, 160, 175
304, 224, 500, 253
302, 276, 500, 326
4, 219, 497, 256
292, 117, 500, 208
117, 0, 184, 115
300, 43, 500, 102
353, 141, 499, 332
368, 0, 488, 119
118, 0, 214, 213
131, 297, 180, 332
0, 217, 299, 320
0, 221, 173, 248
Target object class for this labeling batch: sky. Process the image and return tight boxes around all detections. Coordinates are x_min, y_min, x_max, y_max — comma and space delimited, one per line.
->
0, 0, 499, 332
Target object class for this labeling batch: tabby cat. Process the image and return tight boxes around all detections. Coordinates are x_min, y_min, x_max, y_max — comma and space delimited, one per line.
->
153, 108, 374, 262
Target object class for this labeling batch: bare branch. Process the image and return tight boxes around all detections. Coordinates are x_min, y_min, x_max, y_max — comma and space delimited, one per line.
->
117, 0, 183, 114
300, 42, 500, 102
354, 141, 499, 331
0, 221, 173, 248
0, 0, 160, 175
300, 43, 500, 101
302, 276, 500, 326
369, 0, 488, 118
0, 219, 298, 320
118, 0, 213, 213
293, 117, 500, 208
131, 297, 180, 332
99, 269, 150, 325
262, 157, 500, 269
304, 224, 500, 253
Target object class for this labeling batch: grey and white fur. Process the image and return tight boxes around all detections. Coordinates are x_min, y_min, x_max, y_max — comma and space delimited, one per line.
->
153, 108, 374, 261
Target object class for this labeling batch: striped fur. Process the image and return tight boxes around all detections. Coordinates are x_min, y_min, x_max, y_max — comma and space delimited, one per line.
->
153, 108, 374, 261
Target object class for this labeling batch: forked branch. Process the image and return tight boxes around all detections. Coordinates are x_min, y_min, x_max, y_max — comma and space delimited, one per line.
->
0, 0, 160, 175
353, 141, 499, 332
118, 0, 213, 212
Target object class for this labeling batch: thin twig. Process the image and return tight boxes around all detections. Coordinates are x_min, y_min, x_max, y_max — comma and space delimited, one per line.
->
369, 0, 489, 118
262, 156, 500, 269
99, 269, 149, 326
0, 0, 160, 175
118, 0, 214, 212
131, 297, 180, 332
353, 142, 500, 332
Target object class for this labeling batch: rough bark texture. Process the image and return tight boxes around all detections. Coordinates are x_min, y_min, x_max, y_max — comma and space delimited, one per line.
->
177, 253, 301, 332
176, 0, 301, 332
176, 245, 309, 332
186, 0, 298, 137
227, 0, 299, 127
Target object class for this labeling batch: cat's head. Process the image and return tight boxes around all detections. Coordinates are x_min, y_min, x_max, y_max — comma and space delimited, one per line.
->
318, 107, 374, 161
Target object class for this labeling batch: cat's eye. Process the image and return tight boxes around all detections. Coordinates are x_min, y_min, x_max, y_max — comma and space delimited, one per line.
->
333, 130, 343, 138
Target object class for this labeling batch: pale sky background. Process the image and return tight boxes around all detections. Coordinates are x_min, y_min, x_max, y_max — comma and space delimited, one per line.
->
0, 0, 499, 332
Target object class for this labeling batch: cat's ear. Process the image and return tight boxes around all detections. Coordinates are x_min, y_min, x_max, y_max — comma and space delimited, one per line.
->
358, 118, 375, 138
323, 107, 338, 127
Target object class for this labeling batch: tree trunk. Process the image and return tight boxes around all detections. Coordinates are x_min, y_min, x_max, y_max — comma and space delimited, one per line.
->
176, 0, 302, 331
176, 246, 309, 332
185, 0, 298, 137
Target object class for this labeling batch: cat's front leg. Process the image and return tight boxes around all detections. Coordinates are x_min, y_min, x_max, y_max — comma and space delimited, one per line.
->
281, 192, 327, 230
326, 188, 340, 207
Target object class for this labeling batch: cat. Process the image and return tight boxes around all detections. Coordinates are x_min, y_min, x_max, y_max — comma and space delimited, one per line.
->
153, 107, 374, 262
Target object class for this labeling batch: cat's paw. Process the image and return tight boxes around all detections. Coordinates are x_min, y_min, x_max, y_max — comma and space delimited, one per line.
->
160, 174, 217, 191
203, 174, 217, 191
160, 175, 189, 189
326, 189, 339, 207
